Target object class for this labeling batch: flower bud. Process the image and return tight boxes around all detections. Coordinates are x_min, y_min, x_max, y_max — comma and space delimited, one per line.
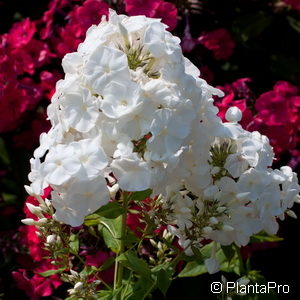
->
26, 203, 43, 216
203, 226, 213, 234
21, 218, 36, 226
286, 210, 297, 219
74, 282, 83, 290
225, 106, 242, 123
46, 234, 57, 244
209, 217, 219, 225
222, 224, 234, 232
37, 218, 48, 225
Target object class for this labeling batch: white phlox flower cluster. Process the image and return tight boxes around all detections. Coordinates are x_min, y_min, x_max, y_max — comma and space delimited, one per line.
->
26, 7, 300, 261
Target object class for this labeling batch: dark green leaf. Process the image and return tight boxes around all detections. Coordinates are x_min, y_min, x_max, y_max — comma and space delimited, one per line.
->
152, 266, 173, 295
69, 234, 79, 254
0, 138, 10, 165
287, 16, 300, 34
271, 55, 300, 81
221, 245, 235, 262
94, 201, 124, 218
84, 214, 101, 226
1, 193, 17, 204
98, 257, 115, 271
99, 216, 122, 253
38, 268, 65, 277
178, 261, 207, 278
117, 250, 151, 279
250, 232, 283, 243
233, 12, 272, 42
131, 189, 152, 202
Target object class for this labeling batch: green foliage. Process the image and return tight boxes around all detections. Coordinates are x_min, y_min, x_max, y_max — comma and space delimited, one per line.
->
131, 189, 152, 202
117, 250, 151, 279
233, 12, 272, 43
250, 231, 283, 243
38, 268, 65, 277
99, 215, 123, 253
0, 138, 10, 166
69, 233, 79, 254
287, 16, 300, 34
84, 202, 124, 226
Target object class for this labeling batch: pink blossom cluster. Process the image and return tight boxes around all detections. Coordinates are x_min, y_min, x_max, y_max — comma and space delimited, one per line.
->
124, 0, 178, 31
0, 0, 110, 136
215, 79, 300, 164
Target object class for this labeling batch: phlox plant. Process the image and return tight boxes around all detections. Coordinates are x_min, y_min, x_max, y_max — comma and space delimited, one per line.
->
18, 10, 300, 300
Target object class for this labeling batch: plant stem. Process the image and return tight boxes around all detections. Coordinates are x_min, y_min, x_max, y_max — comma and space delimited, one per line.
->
234, 244, 245, 275
113, 191, 130, 296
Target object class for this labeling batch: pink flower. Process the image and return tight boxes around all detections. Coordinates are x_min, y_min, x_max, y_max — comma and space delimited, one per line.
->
154, 1, 178, 31
284, 0, 300, 11
55, 0, 109, 57
125, 0, 161, 17
7, 18, 36, 48
249, 81, 300, 156
198, 28, 235, 60
12, 265, 62, 300
125, 0, 178, 31
86, 251, 114, 284
215, 78, 253, 128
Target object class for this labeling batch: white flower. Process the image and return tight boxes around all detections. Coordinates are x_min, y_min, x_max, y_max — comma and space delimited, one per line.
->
100, 81, 142, 119
26, 9, 299, 231
84, 46, 130, 94
111, 152, 152, 191
61, 88, 99, 132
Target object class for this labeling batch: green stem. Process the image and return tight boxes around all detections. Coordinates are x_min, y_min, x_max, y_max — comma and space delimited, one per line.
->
234, 244, 245, 275
113, 191, 130, 296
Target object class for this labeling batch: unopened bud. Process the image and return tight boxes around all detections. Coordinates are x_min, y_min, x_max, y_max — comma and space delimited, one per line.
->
217, 206, 227, 213
26, 203, 43, 216
211, 166, 220, 175
74, 282, 83, 290
149, 239, 157, 248
46, 234, 56, 244
223, 225, 234, 232
286, 210, 297, 219
225, 107, 242, 123
21, 218, 36, 226
37, 218, 48, 225
209, 217, 219, 225
70, 270, 79, 277
203, 226, 213, 235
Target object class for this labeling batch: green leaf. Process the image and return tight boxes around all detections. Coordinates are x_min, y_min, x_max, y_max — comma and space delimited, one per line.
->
94, 201, 124, 218
0, 138, 10, 165
271, 55, 300, 81
250, 232, 283, 243
233, 12, 272, 42
117, 250, 151, 279
151, 265, 173, 295
97, 289, 122, 300
221, 245, 236, 262
98, 256, 115, 271
69, 234, 79, 254
99, 216, 122, 253
84, 214, 101, 226
1, 193, 17, 204
287, 16, 300, 34
178, 261, 207, 278
84, 202, 125, 226
38, 268, 65, 277
131, 189, 152, 202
